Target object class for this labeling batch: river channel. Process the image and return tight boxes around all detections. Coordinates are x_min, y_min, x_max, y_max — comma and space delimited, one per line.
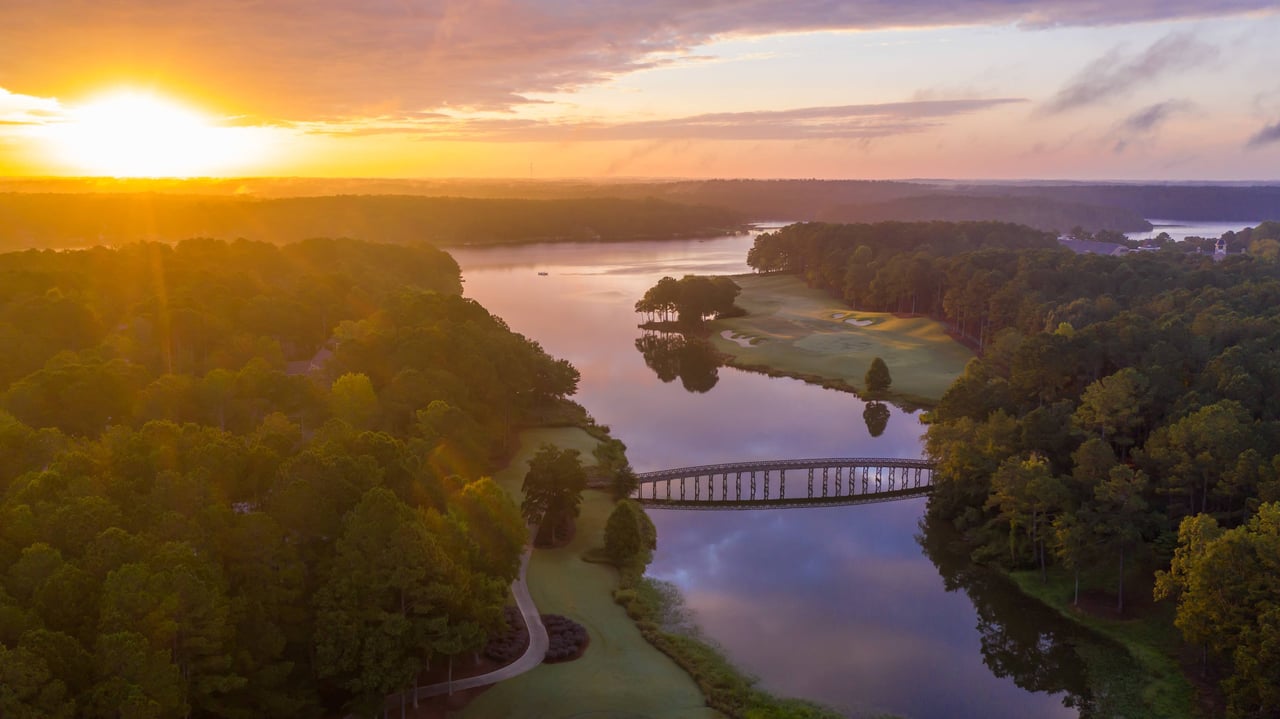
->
451, 234, 1103, 719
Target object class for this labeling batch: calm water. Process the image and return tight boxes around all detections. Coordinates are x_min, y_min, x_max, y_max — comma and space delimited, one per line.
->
1126, 219, 1268, 242
452, 235, 1092, 719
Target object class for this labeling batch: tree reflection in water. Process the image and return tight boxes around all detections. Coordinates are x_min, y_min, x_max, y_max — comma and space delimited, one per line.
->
863, 401, 890, 437
635, 330, 720, 393
916, 516, 1153, 718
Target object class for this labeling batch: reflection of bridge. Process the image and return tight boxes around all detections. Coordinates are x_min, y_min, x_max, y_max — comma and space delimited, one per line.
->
634, 458, 935, 510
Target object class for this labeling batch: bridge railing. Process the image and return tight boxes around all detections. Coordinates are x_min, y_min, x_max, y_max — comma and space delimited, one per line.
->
635, 457, 933, 483
632, 457, 937, 510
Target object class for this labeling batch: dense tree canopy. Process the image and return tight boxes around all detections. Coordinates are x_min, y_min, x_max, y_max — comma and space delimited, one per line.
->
634, 274, 743, 325
0, 238, 577, 717
753, 220, 1280, 711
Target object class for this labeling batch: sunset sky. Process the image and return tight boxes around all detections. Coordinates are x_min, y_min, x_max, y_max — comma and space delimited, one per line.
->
2, 1, 1278, 179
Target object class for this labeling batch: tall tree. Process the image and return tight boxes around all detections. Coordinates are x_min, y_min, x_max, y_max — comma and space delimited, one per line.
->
1072, 367, 1149, 457
864, 357, 892, 393
329, 373, 380, 430
520, 444, 586, 545
1092, 465, 1154, 614
986, 454, 1067, 578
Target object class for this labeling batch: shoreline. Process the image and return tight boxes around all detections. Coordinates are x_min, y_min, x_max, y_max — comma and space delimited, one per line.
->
1004, 568, 1198, 718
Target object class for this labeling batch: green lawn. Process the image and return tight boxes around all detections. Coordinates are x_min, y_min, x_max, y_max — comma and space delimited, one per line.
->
459, 428, 723, 719
710, 273, 973, 406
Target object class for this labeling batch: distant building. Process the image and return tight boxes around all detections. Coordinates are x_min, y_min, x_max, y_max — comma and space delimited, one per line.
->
1057, 237, 1131, 256
285, 343, 335, 377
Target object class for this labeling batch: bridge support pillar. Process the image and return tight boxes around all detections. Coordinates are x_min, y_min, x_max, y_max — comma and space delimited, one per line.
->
822, 466, 829, 497
736, 472, 742, 501
750, 471, 757, 500
807, 467, 814, 498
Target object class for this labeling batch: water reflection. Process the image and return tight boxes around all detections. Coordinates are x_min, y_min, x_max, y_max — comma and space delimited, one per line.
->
634, 330, 721, 393
916, 518, 1147, 719
863, 401, 890, 438
647, 502, 1078, 719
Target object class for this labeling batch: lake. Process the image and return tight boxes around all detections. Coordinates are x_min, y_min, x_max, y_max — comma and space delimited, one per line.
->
1126, 219, 1268, 242
452, 234, 1113, 719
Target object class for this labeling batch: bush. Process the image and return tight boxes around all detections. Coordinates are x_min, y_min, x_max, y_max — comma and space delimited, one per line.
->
604, 499, 657, 587
541, 614, 589, 663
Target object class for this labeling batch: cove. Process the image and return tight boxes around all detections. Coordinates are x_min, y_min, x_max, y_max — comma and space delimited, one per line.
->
451, 234, 1112, 718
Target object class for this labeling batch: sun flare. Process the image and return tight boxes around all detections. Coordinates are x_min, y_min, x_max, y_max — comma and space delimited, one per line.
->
39, 90, 272, 177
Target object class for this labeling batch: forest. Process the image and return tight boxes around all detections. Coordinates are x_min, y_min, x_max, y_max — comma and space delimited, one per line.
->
9, 180, 1280, 252
0, 194, 744, 250
816, 194, 1150, 233
746, 220, 1280, 717
0, 237, 582, 717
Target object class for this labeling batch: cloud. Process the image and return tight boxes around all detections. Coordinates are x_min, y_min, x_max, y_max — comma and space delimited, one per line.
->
1042, 33, 1218, 114
1110, 99, 1193, 152
1119, 99, 1192, 133
0, 88, 63, 125
1246, 121, 1280, 148
311, 98, 1025, 142
0, 1, 1271, 122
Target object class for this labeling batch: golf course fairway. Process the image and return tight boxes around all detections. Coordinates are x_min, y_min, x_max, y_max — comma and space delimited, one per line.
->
710, 273, 973, 406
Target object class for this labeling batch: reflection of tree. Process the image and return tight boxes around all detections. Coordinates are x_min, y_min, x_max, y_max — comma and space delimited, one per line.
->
862, 401, 890, 437
634, 331, 720, 393
915, 516, 1151, 718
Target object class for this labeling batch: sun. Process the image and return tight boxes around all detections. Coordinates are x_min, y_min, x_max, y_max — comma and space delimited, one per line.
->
40, 90, 272, 177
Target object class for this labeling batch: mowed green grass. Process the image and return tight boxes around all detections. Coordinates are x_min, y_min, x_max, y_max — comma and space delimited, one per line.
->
711, 273, 973, 406
460, 428, 723, 719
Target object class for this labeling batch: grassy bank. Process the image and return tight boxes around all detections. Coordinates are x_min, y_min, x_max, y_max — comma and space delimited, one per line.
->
611, 577, 863, 719
709, 273, 972, 407
460, 427, 722, 719
1008, 569, 1196, 718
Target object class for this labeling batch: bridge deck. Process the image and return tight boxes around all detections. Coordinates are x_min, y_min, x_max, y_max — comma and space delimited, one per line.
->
633, 457, 936, 510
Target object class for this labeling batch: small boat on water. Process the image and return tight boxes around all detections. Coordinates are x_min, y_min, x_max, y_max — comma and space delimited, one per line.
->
537, 271, 548, 276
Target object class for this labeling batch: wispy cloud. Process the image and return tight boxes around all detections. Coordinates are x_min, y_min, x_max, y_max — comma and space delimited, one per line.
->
1119, 100, 1192, 133
1109, 99, 1192, 154
0, 2, 1271, 122
1246, 121, 1280, 148
1042, 33, 1217, 114
305, 98, 1025, 142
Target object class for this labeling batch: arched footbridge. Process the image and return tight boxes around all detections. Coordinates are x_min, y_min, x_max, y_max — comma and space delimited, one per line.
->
633, 457, 935, 510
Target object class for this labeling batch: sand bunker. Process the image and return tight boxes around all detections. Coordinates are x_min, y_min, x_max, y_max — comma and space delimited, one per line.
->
720, 330, 756, 348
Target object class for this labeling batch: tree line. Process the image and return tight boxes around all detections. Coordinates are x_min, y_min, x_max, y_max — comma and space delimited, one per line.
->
0, 238, 582, 717
747, 220, 1280, 716
0, 194, 744, 251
